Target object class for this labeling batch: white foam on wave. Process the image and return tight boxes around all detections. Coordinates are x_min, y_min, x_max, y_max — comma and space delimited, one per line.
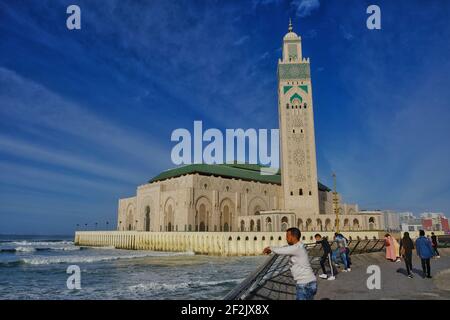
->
128, 278, 244, 292
11, 240, 74, 246
14, 246, 36, 253
20, 250, 195, 265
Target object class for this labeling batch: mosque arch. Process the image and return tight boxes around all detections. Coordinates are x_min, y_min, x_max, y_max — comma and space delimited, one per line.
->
353, 218, 360, 230
316, 218, 323, 231
195, 196, 212, 232
265, 217, 273, 232
125, 203, 135, 231
164, 197, 175, 232
297, 218, 303, 230
248, 197, 268, 216
219, 198, 234, 232
145, 205, 151, 231
305, 218, 312, 231
281, 216, 289, 231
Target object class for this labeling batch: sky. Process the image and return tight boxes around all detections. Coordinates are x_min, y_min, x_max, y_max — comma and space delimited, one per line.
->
0, 0, 449, 235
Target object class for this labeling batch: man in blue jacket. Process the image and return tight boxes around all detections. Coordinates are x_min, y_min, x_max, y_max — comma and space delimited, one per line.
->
415, 230, 434, 278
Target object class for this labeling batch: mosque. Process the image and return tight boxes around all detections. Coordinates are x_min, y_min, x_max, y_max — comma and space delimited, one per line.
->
116, 21, 383, 235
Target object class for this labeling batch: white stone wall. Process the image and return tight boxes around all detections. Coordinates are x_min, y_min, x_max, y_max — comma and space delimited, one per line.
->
75, 230, 385, 256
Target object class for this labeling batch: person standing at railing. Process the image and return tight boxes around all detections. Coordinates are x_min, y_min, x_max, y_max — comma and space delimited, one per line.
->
263, 227, 317, 300
416, 230, 434, 278
315, 234, 336, 280
399, 232, 415, 278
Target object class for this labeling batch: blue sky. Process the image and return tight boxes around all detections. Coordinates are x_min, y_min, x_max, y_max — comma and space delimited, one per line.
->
0, 0, 449, 235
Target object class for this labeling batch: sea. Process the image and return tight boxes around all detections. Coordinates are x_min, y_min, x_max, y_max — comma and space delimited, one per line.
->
0, 235, 266, 300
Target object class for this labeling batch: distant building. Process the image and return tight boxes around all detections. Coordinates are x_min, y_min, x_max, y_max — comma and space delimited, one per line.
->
420, 212, 449, 232
401, 218, 423, 232
382, 211, 401, 232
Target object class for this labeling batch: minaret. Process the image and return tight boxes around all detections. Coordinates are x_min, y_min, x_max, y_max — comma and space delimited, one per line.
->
278, 20, 320, 218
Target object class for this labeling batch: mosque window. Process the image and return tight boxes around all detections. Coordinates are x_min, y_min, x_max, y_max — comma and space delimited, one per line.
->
290, 191, 293, 196
204, 184, 207, 189
299, 188, 303, 195
309, 191, 312, 195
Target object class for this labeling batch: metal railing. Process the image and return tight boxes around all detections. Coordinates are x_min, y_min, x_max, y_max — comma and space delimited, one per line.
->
224, 239, 385, 300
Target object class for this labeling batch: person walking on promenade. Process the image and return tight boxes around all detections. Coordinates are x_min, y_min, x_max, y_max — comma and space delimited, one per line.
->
263, 227, 317, 300
416, 230, 434, 279
399, 232, 415, 278
315, 234, 336, 280
334, 233, 350, 272
385, 233, 401, 262
431, 232, 440, 258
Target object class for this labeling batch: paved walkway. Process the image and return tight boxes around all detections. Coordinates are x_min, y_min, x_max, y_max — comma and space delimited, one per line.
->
315, 248, 450, 300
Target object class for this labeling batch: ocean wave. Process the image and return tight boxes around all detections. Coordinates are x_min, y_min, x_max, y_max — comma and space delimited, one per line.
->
9, 240, 74, 246
128, 278, 244, 292
18, 250, 195, 265
1, 246, 81, 253
14, 246, 36, 253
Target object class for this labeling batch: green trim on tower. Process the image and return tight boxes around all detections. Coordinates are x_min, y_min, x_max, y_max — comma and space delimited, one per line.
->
283, 86, 293, 94
290, 93, 303, 103
299, 85, 308, 93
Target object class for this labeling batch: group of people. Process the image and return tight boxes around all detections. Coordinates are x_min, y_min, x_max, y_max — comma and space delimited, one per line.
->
263, 227, 442, 300
385, 230, 440, 279
262, 228, 354, 300
315, 232, 351, 281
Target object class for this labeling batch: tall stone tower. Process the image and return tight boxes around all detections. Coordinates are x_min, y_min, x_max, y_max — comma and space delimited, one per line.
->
278, 20, 320, 217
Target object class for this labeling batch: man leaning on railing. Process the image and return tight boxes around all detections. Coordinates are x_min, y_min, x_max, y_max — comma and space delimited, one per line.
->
263, 227, 317, 300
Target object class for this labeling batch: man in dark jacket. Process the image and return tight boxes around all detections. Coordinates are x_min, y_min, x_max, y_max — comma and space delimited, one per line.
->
315, 234, 336, 280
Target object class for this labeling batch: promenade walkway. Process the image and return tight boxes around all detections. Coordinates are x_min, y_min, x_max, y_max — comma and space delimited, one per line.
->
316, 248, 450, 300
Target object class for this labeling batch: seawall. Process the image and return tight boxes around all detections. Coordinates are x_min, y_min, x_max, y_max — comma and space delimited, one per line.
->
74, 230, 390, 256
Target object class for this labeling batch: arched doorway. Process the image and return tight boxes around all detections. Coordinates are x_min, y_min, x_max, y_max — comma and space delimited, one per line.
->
297, 218, 303, 230
281, 216, 289, 231
145, 206, 150, 232
325, 218, 331, 231
198, 203, 207, 231
257, 219, 261, 232
353, 218, 360, 230
240, 220, 245, 232
221, 204, 232, 232
316, 219, 323, 231
165, 203, 174, 232
344, 218, 350, 230
250, 220, 255, 231
369, 217, 375, 230
266, 217, 272, 232
306, 219, 312, 231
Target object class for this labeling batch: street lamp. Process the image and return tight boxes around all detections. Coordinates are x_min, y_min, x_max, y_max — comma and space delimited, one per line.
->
106, 221, 109, 230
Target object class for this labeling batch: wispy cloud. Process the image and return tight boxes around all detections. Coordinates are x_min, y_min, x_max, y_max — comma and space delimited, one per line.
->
292, 0, 320, 17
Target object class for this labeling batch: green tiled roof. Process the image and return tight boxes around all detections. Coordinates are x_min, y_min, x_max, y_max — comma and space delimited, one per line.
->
149, 163, 330, 192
